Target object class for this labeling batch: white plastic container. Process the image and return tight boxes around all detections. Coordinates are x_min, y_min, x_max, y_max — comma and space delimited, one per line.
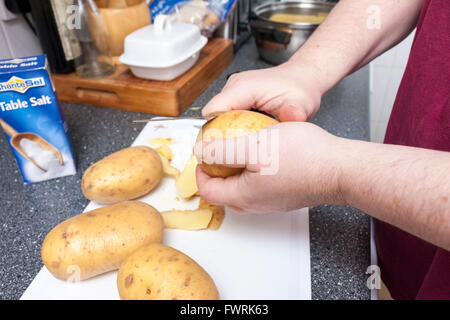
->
119, 15, 207, 81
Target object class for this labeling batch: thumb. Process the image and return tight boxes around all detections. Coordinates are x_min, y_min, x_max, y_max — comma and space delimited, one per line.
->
194, 134, 259, 170
195, 166, 244, 206
278, 104, 308, 122
202, 87, 255, 116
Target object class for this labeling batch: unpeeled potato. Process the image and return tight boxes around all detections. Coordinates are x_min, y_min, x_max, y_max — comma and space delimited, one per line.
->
196, 110, 279, 178
117, 243, 219, 300
41, 201, 164, 281
82, 146, 163, 204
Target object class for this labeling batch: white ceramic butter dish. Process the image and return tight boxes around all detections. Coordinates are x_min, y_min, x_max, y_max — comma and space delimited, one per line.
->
120, 15, 207, 81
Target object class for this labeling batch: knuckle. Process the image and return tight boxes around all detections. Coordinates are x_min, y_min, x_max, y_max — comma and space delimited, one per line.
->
227, 73, 240, 83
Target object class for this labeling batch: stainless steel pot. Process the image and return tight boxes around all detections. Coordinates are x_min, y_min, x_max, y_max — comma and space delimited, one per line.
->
250, 1, 335, 65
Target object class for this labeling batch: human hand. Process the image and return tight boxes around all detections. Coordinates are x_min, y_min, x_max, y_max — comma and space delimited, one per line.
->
202, 62, 325, 122
194, 122, 346, 213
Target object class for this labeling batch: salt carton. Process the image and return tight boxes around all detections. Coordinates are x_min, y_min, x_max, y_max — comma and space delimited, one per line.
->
0, 55, 76, 183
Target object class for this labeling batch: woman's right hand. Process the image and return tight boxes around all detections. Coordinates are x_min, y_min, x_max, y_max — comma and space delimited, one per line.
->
202, 62, 325, 122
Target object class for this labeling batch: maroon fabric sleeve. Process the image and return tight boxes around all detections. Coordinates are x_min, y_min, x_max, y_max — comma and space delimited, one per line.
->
374, 0, 450, 300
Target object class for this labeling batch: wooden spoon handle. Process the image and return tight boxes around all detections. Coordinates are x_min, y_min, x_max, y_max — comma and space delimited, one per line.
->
0, 118, 18, 137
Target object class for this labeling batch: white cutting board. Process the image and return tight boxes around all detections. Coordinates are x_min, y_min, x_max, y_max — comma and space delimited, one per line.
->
21, 119, 311, 300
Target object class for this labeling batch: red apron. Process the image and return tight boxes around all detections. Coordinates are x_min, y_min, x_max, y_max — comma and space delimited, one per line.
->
374, 0, 450, 299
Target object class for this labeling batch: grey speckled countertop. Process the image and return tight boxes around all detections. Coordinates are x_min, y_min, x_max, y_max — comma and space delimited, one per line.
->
0, 39, 370, 300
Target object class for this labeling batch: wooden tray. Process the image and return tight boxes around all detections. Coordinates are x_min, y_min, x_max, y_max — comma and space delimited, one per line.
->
53, 38, 233, 116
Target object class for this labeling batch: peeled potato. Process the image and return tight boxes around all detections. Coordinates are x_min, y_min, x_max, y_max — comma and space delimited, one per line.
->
196, 110, 279, 178
81, 146, 163, 204
117, 243, 219, 300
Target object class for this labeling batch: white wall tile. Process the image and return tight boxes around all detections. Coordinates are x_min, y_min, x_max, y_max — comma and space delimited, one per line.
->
372, 120, 389, 143
370, 66, 389, 123
370, 120, 378, 143
369, 30, 415, 142
370, 65, 405, 142
381, 67, 405, 118
373, 46, 397, 67
394, 31, 415, 67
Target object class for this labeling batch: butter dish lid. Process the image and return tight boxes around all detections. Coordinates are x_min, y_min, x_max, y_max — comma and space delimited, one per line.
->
120, 15, 207, 68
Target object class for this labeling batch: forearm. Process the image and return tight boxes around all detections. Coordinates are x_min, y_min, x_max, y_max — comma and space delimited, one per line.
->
337, 139, 450, 250
285, 0, 424, 95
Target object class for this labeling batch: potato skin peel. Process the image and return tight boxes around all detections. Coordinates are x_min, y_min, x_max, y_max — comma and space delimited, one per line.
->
41, 201, 164, 281
175, 155, 198, 198
81, 146, 163, 204
200, 199, 225, 230
117, 243, 219, 300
